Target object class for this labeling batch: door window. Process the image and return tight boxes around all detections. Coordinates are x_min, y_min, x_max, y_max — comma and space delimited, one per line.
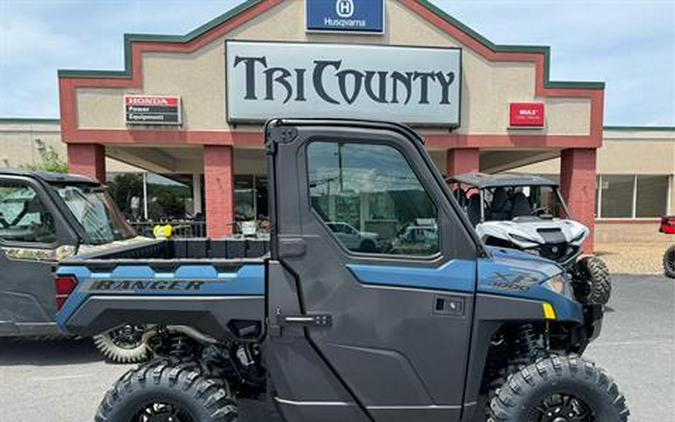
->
307, 141, 438, 256
0, 182, 57, 244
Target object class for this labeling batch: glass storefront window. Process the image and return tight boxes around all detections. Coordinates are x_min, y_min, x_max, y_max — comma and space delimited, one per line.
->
234, 175, 255, 221
234, 175, 269, 223
600, 175, 634, 218
636, 175, 669, 218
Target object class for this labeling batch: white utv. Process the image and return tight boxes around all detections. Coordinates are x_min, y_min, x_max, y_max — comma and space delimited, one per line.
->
448, 172, 611, 305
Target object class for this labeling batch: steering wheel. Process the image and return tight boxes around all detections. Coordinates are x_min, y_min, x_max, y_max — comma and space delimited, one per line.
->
531, 206, 550, 216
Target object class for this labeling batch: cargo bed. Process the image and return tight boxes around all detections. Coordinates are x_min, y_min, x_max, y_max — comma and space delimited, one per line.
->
55, 237, 269, 341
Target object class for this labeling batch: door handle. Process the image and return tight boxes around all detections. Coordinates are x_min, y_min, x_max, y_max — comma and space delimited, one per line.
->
278, 313, 332, 327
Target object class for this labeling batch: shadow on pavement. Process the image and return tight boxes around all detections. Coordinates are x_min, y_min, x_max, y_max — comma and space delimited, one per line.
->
0, 337, 104, 366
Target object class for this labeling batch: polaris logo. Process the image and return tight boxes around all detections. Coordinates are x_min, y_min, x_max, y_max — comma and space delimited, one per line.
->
87, 279, 205, 292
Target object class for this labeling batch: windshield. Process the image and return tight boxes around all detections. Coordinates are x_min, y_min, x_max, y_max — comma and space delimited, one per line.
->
450, 183, 568, 225
53, 183, 136, 244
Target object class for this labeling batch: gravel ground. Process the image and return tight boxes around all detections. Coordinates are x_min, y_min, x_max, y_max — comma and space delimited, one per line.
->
596, 241, 672, 275
0, 275, 672, 421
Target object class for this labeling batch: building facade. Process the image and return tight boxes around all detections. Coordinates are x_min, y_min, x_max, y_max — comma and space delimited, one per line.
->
2, 1, 673, 247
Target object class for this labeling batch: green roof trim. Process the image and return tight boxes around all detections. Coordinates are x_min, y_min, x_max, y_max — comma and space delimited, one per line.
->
0, 118, 60, 124
604, 125, 675, 131
58, 0, 604, 90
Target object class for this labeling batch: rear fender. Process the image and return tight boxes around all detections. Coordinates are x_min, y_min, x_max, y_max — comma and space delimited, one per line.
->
55, 262, 266, 341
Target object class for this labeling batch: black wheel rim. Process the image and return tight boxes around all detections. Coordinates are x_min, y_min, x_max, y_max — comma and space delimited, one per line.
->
529, 393, 596, 422
134, 401, 195, 422
109, 324, 145, 350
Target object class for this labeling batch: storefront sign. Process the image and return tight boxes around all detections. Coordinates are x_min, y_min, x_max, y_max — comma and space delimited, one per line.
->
226, 41, 461, 126
509, 102, 545, 127
125, 95, 181, 125
306, 0, 384, 33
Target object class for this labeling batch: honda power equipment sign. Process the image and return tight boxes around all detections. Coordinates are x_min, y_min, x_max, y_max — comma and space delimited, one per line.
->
226, 41, 462, 127
125, 95, 182, 125
306, 0, 384, 33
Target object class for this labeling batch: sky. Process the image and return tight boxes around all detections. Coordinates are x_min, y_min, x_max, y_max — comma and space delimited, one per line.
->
0, 0, 673, 126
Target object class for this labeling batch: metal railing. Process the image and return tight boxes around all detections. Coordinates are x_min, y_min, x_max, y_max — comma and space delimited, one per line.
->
128, 219, 207, 238
127, 220, 270, 239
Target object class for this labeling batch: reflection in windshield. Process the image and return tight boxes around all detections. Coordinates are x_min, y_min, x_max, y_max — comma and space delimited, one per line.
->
54, 184, 136, 244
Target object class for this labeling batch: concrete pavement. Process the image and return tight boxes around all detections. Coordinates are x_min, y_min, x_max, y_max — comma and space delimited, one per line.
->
0, 275, 672, 421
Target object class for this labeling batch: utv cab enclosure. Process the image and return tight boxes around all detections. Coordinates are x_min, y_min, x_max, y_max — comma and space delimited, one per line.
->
56, 120, 627, 422
0, 169, 139, 337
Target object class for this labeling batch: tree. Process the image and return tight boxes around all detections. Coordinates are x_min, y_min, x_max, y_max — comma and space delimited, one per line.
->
107, 173, 144, 218
22, 145, 68, 173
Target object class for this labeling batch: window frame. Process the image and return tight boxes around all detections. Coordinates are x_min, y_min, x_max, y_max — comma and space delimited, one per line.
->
0, 176, 63, 249
305, 137, 443, 261
596, 174, 670, 221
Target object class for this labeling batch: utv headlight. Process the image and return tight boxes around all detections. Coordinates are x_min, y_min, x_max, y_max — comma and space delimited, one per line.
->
570, 229, 588, 244
542, 275, 565, 294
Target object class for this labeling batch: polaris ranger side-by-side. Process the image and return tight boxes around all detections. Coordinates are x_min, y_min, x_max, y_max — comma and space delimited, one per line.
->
0, 169, 151, 362
56, 120, 628, 422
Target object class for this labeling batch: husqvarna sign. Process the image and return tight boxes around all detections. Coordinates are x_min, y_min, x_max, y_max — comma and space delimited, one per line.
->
226, 41, 462, 127
306, 0, 384, 33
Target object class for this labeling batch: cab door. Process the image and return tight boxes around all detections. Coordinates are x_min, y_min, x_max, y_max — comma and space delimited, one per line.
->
265, 120, 480, 422
0, 175, 76, 336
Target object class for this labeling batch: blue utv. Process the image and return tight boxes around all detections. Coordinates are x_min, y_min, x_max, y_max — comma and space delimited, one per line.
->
55, 120, 628, 422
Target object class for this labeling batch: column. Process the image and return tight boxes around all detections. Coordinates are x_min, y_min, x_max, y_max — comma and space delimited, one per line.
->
192, 172, 203, 215
560, 148, 597, 252
446, 148, 479, 177
204, 145, 234, 238
67, 143, 106, 182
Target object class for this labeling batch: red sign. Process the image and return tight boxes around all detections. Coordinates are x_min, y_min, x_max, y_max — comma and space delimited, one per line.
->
509, 102, 545, 127
125, 96, 178, 106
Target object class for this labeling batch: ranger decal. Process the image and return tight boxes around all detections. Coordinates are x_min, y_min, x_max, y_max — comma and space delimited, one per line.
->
86, 280, 206, 292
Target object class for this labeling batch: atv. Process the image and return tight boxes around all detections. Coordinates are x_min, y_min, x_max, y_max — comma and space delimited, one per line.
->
448, 172, 611, 305
55, 119, 628, 422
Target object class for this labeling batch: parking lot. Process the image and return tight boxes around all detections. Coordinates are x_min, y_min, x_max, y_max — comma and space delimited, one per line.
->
0, 274, 672, 421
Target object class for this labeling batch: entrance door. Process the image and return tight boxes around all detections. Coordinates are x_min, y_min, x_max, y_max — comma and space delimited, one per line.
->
265, 120, 479, 422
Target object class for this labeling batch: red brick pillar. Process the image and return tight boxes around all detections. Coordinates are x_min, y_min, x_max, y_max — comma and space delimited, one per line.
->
204, 145, 234, 238
560, 148, 597, 252
446, 148, 479, 177
67, 143, 106, 182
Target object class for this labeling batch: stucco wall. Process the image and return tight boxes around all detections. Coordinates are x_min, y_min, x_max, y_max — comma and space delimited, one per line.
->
74, 0, 592, 137
0, 120, 139, 172
516, 129, 675, 175
596, 221, 671, 243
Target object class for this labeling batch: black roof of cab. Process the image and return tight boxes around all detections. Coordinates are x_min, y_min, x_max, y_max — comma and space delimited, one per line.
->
448, 172, 558, 188
0, 168, 100, 185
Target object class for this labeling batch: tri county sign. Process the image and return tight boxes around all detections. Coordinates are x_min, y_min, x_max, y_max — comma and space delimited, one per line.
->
225, 41, 462, 127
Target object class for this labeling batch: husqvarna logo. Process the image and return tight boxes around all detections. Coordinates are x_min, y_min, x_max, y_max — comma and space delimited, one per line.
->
336, 0, 354, 18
